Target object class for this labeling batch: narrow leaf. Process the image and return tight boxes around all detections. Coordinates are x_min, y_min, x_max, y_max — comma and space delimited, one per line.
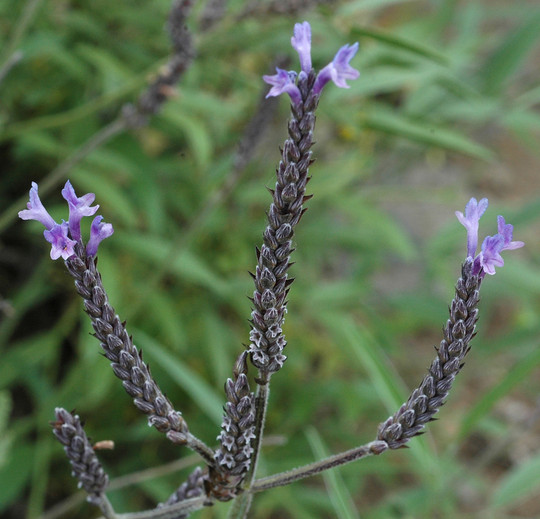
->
134, 329, 223, 424
491, 452, 540, 508
306, 427, 360, 519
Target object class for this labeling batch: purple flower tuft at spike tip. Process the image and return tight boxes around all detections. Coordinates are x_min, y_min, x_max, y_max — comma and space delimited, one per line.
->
19, 181, 113, 259
263, 21, 359, 104
456, 197, 523, 277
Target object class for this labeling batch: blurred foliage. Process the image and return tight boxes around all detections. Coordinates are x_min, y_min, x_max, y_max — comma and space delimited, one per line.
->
1, 0, 540, 518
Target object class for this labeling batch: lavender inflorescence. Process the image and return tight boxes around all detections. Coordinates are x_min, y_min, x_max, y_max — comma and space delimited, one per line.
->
160, 466, 206, 511
64, 242, 191, 444
51, 408, 109, 506
208, 352, 256, 501
248, 70, 318, 377
18, 18, 526, 519
18, 182, 205, 454
377, 259, 481, 448
250, 21, 359, 379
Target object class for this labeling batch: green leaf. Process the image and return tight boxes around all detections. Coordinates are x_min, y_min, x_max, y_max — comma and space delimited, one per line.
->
490, 451, 540, 508
0, 392, 12, 468
363, 105, 495, 161
114, 232, 230, 297
338, 0, 418, 14
77, 43, 133, 92
351, 27, 448, 64
133, 329, 223, 424
70, 168, 139, 227
306, 427, 360, 519
458, 346, 540, 439
0, 443, 34, 512
321, 313, 438, 476
481, 12, 540, 95
159, 100, 213, 171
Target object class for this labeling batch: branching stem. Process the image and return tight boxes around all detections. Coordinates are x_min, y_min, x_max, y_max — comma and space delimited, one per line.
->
243, 380, 270, 488
251, 440, 388, 492
97, 496, 209, 519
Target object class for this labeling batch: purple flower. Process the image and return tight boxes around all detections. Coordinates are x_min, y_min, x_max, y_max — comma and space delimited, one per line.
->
263, 21, 359, 102
20, 181, 112, 260
455, 197, 489, 258
497, 215, 525, 251
44, 222, 77, 260
86, 216, 114, 257
291, 21, 312, 74
479, 234, 505, 276
313, 43, 360, 95
61, 180, 99, 241
263, 68, 302, 105
18, 182, 57, 230
456, 197, 524, 277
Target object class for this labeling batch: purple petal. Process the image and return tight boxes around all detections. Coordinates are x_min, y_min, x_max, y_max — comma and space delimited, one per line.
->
43, 222, 77, 260
313, 42, 360, 95
86, 216, 114, 257
61, 180, 99, 241
18, 182, 57, 230
455, 197, 489, 258
479, 234, 505, 276
291, 21, 312, 74
497, 215, 525, 251
263, 68, 302, 105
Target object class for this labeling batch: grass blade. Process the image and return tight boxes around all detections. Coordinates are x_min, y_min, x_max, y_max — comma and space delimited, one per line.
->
306, 426, 360, 519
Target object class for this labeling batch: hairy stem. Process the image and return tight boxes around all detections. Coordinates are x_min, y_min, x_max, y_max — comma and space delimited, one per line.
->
243, 382, 270, 488
251, 441, 388, 492
97, 496, 209, 519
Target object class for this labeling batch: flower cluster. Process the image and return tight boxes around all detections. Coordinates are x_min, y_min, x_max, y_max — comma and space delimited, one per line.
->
263, 21, 359, 105
455, 197, 524, 277
19, 181, 113, 259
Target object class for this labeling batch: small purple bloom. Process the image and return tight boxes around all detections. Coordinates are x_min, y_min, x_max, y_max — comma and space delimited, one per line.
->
86, 216, 114, 257
497, 215, 525, 251
44, 222, 77, 260
18, 182, 57, 230
455, 197, 489, 258
479, 234, 505, 276
313, 43, 360, 95
263, 68, 302, 105
61, 180, 99, 241
291, 21, 312, 74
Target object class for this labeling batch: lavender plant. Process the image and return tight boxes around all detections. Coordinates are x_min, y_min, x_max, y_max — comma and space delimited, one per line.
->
18, 21, 524, 519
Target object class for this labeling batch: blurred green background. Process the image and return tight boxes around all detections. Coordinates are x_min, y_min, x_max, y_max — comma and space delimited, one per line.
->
1, 0, 540, 518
